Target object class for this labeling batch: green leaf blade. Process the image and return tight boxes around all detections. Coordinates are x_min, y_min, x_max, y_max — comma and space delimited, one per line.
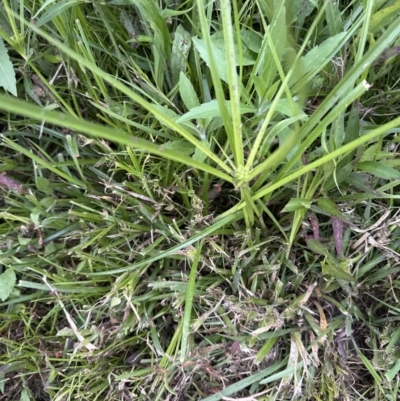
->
357, 161, 400, 180
0, 269, 16, 301
0, 37, 17, 96
177, 100, 255, 123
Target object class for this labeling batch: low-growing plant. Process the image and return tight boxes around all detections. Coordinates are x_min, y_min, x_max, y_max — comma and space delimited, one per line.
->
0, 0, 400, 400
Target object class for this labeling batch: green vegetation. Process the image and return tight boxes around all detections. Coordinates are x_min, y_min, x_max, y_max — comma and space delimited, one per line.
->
1, 0, 400, 400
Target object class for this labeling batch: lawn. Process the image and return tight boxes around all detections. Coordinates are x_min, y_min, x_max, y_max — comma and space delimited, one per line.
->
0, 0, 400, 400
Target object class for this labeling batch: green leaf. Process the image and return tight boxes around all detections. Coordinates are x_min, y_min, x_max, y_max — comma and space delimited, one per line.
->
352, 342, 384, 394
370, 1, 400, 33
210, 31, 256, 66
345, 172, 381, 195
317, 198, 351, 224
255, 337, 278, 364
240, 29, 262, 53
306, 239, 332, 259
293, 0, 316, 28
3, 137, 87, 188
275, 99, 308, 120
180, 242, 203, 362
357, 161, 400, 180
158, 139, 195, 156
0, 269, 16, 301
0, 37, 17, 96
35, 1, 81, 28
330, 112, 345, 150
126, 35, 152, 45
160, 7, 195, 18
177, 100, 255, 123
19, 388, 31, 401
341, 105, 360, 166
259, 115, 305, 156
200, 359, 287, 401
179, 72, 200, 111
282, 198, 312, 213
290, 32, 347, 88
192, 139, 210, 163
32, 0, 60, 18
137, 0, 170, 58
136, 0, 171, 88
258, 4, 286, 89
323, 259, 356, 282
278, 127, 297, 161
323, 163, 353, 192
207, 117, 224, 133
325, 0, 343, 36
259, 360, 304, 385
385, 359, 400, 382
171, 25, 192, 86
192, 37, 235, 84
56, 327, 75, 337
30, 209, 41, 227
151, 104, 198, 134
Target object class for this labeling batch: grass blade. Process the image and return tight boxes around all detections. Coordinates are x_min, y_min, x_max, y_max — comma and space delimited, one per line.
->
180, 241, 203, 363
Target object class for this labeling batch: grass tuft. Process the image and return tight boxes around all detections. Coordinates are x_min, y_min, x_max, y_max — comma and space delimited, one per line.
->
1, 0, 400, 400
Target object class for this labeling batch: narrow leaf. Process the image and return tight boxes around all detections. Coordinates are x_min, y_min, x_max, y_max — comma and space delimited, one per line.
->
317, 198, 341, 216
19, 388, 31, 401
0, 37, 17, 96
210, 31, 255, 65
357, 161, 400, 180
370, 1, 400, 33
35, 1, 81, 28
324, 259, 356, 282
180, 242, 203, 362
290, 32, 347, 88
177, 100, 255, 122
295, 0, 316, 27
325, 0, 343, 36
240, 29, 262, 53
385, 359, 400, 382
345, 172, 381, 195
275, 99, 308, 120
171, 25, 192, 85
258, 4, 286, 89
306, 239, 332, 259
201, 359, 287, 401
317, 198, 353, 226
0, 269, 16, 301
159, 139, 195, 155
255, 337, 277, 364
33, 0, 58, 18
192, 37, 233, 84
179, 72, 200, 110
281, 198, 311, 213
137, 0, 170, 58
